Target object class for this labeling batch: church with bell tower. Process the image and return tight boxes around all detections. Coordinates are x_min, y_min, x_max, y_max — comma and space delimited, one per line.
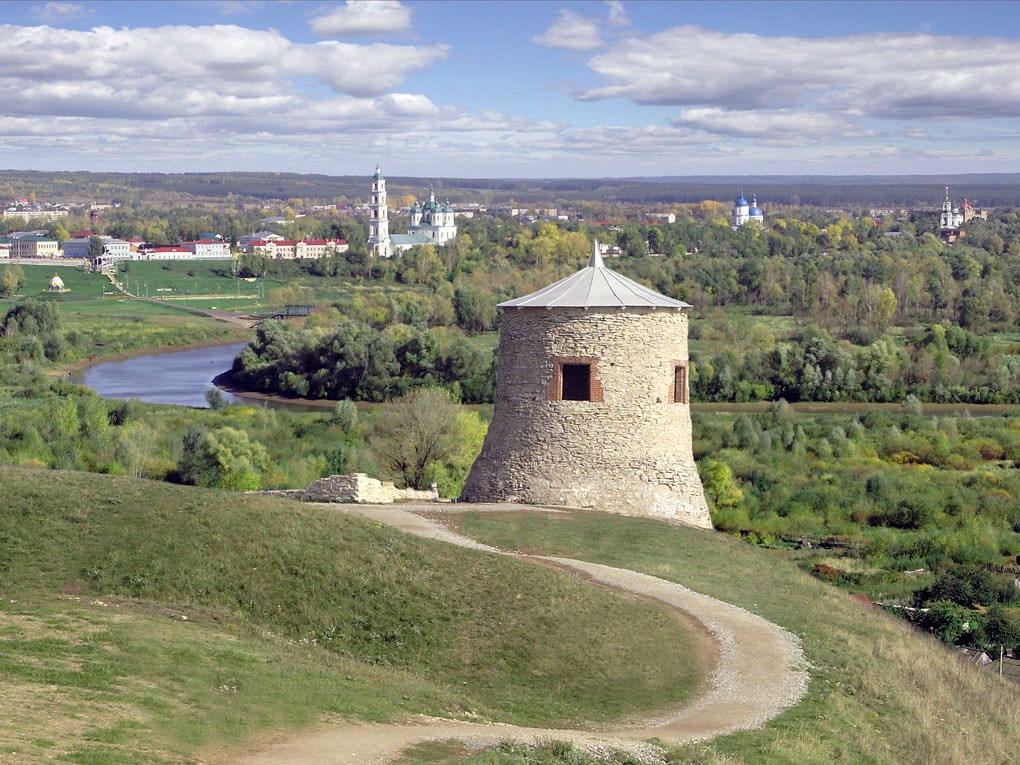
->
366, 165, 458, 257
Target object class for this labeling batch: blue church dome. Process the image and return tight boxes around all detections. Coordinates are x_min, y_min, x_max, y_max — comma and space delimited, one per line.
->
736, 194, 749, 206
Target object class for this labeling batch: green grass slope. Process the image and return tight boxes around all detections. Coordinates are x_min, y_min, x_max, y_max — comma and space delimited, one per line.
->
0, 466, 703, 764
453, 511, 1020, 765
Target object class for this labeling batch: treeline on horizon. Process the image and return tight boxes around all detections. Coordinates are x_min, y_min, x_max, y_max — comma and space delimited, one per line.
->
3, 169, 1020, 207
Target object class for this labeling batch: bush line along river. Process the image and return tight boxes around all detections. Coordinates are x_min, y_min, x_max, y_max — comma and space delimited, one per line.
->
77, 341, 1015, 417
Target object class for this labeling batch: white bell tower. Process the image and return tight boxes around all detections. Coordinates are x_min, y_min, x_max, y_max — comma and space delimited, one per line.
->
368, 164, 391, 258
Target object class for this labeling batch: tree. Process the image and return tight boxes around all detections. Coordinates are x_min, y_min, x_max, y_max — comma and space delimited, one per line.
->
330, 399, 358, 432
920, 600, 968, 644
454, 284, 497, 333
177, 425, 269, 490
205, 387, 226, 411
700, 459, 743, 508
116, 421, 158, 479
88, 235, 106, 259
0, 265, 25, 298
983, 605, 1020, 652
372, 388, 460, 490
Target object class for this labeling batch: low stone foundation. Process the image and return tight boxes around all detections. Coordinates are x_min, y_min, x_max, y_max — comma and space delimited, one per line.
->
257, 473, 440, 504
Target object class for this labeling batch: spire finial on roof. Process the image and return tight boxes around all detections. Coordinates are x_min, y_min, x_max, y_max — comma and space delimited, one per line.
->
588, 239, 605, 268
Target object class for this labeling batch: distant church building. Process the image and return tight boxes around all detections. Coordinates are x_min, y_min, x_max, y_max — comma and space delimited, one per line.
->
939, 186, 988, 242
409, 186, 457, 244
940, 186, 964, 236
460, 241, 711, 528
733, 193, 764, 229
366, 166, 457, 257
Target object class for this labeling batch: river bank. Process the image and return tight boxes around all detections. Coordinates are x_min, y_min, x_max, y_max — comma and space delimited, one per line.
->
212, 370, 341, 410
55, 333, 252, 377
71, 339, 1020, 418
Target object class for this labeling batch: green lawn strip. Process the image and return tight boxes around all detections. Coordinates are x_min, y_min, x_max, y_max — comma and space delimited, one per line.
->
453, 511, 1020, 765
0, 467, 704, 747
115, 260, 282, 300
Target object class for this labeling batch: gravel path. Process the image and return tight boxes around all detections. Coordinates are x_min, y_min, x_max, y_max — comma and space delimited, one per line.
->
223, 505, 809, 764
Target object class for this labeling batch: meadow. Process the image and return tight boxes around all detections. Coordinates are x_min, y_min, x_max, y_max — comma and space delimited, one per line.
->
448, 510, 1020, 765
0, 466, 704, 764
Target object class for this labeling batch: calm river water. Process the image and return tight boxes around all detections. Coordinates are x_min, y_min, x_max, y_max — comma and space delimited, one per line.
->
80, 342, 249, 408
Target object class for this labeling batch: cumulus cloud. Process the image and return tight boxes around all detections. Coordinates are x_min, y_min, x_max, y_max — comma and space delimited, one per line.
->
285, 42, 449, 97
311, 1, 411, 38
30, 2, 92, 22
0, 23, 447, 115
580, 26, 1020, 121
533, 9, 602, 51
606, 1, 629, 27
672, 107, 868, 142
212, 1, 262, 16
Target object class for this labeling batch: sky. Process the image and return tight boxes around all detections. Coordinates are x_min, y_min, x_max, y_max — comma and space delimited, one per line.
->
3, 0, 1020, 178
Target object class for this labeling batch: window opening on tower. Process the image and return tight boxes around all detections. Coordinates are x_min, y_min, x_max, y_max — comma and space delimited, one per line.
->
561, 364, 591, 401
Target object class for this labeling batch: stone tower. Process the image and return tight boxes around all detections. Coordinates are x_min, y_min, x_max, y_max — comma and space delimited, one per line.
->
460, 241, 711, 529
367, 164, 391, 258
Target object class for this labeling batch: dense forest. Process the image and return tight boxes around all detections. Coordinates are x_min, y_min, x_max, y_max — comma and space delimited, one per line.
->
3, 168, 1020, 206
208, 198, 1020, 405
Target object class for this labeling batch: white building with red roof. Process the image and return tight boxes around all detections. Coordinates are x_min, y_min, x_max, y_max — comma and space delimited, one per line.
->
181, 239, 231, 259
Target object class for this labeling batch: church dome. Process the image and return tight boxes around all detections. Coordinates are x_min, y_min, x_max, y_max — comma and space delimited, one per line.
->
735, 194, 749, 207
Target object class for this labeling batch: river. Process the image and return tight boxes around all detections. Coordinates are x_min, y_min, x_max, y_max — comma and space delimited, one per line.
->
78, 343, 1013, 417
79, 342, 249, 408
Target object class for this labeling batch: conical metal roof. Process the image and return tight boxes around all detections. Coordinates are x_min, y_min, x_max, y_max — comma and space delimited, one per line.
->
498, 240, 691, 310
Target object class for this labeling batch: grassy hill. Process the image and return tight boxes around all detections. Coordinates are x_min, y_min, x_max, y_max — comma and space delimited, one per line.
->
6, 464, 1019, 765
451, 511, 1020, 765
0, 466, 703, 764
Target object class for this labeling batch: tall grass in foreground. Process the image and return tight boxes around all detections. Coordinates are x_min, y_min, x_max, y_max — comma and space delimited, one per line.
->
0, 466, 703, 763
454, 511, 1020, 765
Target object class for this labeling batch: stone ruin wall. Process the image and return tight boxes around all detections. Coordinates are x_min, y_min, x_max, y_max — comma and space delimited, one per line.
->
460, 307, 711, 528
258, 473, 439, 504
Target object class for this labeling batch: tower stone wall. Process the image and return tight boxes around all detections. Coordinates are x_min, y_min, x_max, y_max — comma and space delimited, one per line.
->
460, 307, 711, 528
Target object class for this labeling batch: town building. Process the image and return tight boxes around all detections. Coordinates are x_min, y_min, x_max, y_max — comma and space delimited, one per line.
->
62, 236, 131, 260
239, 231, 284, 249
460, 240, 711, 528
962, 198, 989, 224
242, 238, 348, 259
646, 212, 677, 224
2, 206, 69, 222
141, 246, 196, 261
181, 239, 231, 259
733, 193, 765, 228
11, 235, 59, 258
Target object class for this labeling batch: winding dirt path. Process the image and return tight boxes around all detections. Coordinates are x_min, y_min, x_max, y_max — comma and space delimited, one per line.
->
223, 505, 809, 764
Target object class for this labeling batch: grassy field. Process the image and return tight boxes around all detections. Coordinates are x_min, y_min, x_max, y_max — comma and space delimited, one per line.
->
0, 466, 705, 764
0, 263, 110, 306
448, 510, 1020, 765
0, 265, 250, 363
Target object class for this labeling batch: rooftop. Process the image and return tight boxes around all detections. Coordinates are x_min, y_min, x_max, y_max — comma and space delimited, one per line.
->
499, 240, 692, 310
